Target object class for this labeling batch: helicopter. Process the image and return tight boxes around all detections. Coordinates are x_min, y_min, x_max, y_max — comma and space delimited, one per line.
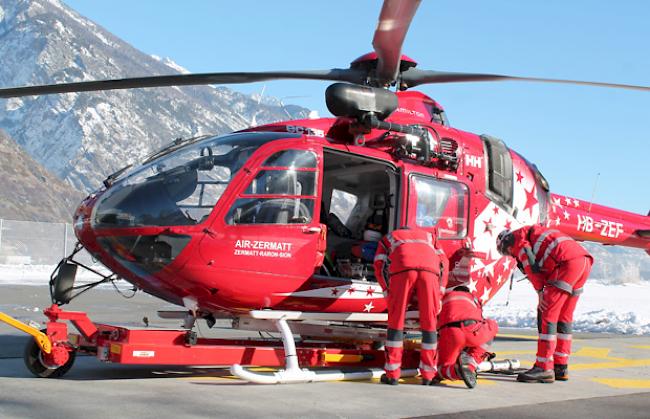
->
0, 0, 649, 383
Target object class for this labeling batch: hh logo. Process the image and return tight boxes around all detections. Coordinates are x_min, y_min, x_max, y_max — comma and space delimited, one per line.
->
465, 154, 482, 168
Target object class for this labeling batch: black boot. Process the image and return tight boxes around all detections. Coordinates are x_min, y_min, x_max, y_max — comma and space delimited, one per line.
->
380, 373, 398, 386
517, 366, 555, 383
554, 364, 568, 381
422, 376, 442, 386
457, 355, 477, 389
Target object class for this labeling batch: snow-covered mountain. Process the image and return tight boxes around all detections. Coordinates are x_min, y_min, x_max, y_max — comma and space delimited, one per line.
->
0, 0, 309, 192
0, 0, 648, 280
583, 242, 650, 284
0, 129, 82, 221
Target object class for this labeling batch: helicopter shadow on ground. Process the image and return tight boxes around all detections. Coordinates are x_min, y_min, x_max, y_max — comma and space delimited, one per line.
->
0, 334, 29, 358
0, 353, 239, 381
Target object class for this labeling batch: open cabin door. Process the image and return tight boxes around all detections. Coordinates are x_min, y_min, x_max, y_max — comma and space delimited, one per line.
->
199, 143, 325, 280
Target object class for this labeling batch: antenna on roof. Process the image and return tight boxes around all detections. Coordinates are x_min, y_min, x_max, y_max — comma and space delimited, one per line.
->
588, 172, 601, 214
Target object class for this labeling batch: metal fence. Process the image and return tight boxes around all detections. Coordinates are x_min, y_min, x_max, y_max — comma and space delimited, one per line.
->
0, 219, 93, 265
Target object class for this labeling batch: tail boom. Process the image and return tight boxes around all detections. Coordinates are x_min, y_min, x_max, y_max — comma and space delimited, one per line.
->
549, 194, 650, 252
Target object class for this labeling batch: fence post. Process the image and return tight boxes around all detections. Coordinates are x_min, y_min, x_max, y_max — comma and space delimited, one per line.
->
63, 222, 68, 258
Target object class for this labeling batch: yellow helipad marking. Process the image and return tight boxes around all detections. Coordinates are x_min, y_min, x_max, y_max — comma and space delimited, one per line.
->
592, 378, 650, 389
496, 350, 536, 356
178, 366, 278, 381
181, 375, 238, 381
497, 333, 539, 341
571, 358, 650, 371
563, 346, 650, 372
630, 345, 650, 350
573, 347, 618, 360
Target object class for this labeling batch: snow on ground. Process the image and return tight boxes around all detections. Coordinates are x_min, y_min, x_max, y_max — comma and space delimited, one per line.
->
484, 278, 650, 335
0, 264, 109, 286
1, 264, 649, 335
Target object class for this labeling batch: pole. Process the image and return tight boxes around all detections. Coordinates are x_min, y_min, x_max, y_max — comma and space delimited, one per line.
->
588, 172, 600, 214
63, 223, 68, 258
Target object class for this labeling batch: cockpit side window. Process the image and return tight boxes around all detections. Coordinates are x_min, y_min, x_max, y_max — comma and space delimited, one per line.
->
92, 132, 290, 228
227, 149, 318, 225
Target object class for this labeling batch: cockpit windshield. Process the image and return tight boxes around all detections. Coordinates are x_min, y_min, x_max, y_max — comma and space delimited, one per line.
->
92, 132, 298, 228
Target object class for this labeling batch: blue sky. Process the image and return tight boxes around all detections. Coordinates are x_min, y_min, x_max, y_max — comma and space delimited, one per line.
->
63, 0, 650, 215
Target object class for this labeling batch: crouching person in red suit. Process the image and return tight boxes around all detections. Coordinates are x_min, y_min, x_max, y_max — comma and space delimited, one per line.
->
374, 227, 447, 385
497, 225, 593, 383
436, 286, 499, 388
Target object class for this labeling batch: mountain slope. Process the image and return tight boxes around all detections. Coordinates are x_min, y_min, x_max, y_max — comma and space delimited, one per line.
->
0, 129, 82, 221
0, 0, 309, 192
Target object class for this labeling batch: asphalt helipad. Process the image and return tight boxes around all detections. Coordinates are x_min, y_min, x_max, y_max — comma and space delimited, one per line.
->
1, 286, 650, 418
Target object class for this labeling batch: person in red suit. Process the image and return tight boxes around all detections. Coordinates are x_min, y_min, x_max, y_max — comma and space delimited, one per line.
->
374, 227, 447, 385
496, 225, 593, 383
436, 286, 498, 388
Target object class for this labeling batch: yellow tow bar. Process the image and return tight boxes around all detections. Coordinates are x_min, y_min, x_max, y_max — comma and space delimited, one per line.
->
0, 312, 52, 354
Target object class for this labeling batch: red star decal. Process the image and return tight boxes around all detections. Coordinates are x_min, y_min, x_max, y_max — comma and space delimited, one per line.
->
504, 219, 512, 230
483, 218, 495, 235
492, 206, 500, 215
331, 288, 339, 296
516, 171, 524, 183
366, 287, 374, 296
347, 287, 356, 295
523, 184, 538, 216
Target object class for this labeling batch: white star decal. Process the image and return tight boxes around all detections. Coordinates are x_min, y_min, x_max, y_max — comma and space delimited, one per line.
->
564, 197, 572, 206
502, 257, 512, 271
471, 258, 485, 273
363, 301, 374, 312
483, 262, 495, 278
496, 274, 503, 285
480, 287, 492, 304
563, 210, 570, 220
573, 199, 580, 207
552, 197, 562, 206
468, 278, 478, 293
555, 217, 561, 226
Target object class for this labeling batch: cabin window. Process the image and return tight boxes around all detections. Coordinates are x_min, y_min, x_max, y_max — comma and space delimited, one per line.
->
481, 134, 513, 209
226, 149, 318, 225
412, 175, 468, 239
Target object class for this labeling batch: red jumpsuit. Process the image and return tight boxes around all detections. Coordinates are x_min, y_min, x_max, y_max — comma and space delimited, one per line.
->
510, 225, 593, 370
437, 290, 498, 381
374, 228, 447, 380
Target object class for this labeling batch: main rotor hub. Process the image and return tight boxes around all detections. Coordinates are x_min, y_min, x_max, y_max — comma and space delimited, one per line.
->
350, 52, 418, 88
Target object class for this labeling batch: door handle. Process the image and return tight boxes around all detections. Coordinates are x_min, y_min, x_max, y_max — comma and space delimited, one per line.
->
302, 226, 321, 234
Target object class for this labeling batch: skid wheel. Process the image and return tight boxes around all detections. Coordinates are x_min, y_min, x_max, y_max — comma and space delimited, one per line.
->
23, 335, 76, 378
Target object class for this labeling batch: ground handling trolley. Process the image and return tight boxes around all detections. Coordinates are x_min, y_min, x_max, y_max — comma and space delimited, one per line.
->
0, 305, 520, 384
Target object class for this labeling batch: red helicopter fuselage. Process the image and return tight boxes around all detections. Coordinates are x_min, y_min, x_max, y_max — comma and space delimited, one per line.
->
71, 90, 650, 317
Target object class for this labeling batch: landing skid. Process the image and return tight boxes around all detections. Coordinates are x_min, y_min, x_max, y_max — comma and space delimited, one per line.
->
230, 317, 417, 384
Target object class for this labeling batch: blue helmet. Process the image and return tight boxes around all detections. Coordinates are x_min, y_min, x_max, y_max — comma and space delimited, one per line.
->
496, 229, 514, 255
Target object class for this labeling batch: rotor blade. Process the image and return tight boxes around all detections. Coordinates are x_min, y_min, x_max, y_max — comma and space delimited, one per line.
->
401, 69, 650, 92
372, 0, 421, 86
0, 69, 366, 99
